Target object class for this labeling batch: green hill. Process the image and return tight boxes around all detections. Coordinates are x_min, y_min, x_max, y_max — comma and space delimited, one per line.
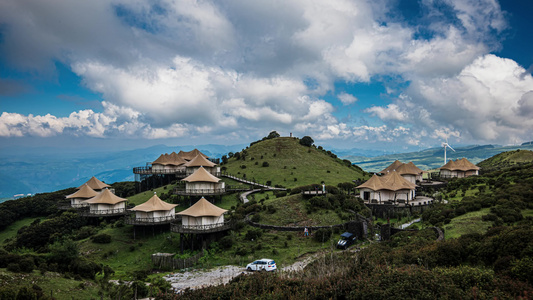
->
477, 149, 533, 172
222, 137, 367, 188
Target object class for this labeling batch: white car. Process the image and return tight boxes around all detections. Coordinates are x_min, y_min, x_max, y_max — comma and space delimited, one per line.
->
246, 259, 277, 272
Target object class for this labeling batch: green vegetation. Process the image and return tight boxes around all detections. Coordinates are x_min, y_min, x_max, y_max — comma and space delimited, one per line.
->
442, 208, 492, 239
222, 136, 367, 188
161, 226, 533, 299
478, 149, 533, 172
2, 145, 533, 299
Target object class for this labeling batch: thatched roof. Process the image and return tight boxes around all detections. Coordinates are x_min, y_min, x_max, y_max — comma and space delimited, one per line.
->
440, 158, 480, 171
380, 160, 403, 174
77, 176, 110, 190
395, 162, 424, 175
182, 166, 220, 183
66, 184, 98, 199
152, 152, 187, 166
381, 160, 423, 175
184, 154, 216, 168
357, 171, 416, 191
177, 197, 227, 217
177, 149, 207, 161
85, 189, 128, 205
130, 193, 178, 212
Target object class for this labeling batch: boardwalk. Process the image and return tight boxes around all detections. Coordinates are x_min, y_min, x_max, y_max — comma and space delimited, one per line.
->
220, 173, 286, 204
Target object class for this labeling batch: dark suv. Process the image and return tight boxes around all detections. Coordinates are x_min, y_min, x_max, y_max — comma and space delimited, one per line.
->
336, 232, 356, 249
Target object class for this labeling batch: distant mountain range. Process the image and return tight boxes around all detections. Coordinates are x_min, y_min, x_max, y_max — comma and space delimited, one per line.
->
1, 141, 532, 199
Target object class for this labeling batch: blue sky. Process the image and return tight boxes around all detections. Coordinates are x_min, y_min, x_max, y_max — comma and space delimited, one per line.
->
1, 0, 532, 153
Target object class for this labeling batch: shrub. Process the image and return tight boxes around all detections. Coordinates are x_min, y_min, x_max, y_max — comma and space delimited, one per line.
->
245, 229, 263, 241
91, 234, 111, 244
7, 262, 21, 273
262, 161, 269, 167
219, 236, 234, 249
251, 214, 261, 223
314, 228, 332, 243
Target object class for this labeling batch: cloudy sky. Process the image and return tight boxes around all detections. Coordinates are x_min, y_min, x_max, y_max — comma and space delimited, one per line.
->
1, 0, 532, 153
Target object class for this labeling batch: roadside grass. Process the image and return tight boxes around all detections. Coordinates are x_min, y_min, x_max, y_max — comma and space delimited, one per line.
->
223, 137, 366, 189
0, 269, 101, 300
442, 208, 492, 239
0, 217, 39, 245
199, 225, 342, 269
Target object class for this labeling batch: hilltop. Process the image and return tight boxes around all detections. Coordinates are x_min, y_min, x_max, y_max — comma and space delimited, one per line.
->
222, 137, 367, 188
477, 149, 533, 172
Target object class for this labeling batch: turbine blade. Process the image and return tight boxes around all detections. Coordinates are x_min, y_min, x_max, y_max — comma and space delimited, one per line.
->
448, 144, 456, 152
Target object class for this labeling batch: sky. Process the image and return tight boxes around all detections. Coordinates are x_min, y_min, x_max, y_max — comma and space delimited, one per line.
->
1, 0, 532, 153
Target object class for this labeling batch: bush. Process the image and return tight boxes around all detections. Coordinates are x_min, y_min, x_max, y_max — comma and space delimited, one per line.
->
219, 236, 234, 249
91, 234, 111, 244
262, 161, 269, 167
251, 214, 261, 223
245, 229, 263, 241
314, 228, 332, 243
7, 262, 21, 273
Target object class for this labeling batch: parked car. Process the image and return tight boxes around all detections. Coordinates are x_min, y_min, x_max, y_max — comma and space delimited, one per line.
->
336, 232, 356, 249
246, 258, 277, 272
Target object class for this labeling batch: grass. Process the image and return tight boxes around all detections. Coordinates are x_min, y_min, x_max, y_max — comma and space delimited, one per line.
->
127, 184, 176, 206
0, 217, 39, 245
200, 224, 344, 268
0, 269, 101, 300
77, 224, 181, 280
442, 208, 492, 239
251, 192, 344, 226
223, 137, 367, 189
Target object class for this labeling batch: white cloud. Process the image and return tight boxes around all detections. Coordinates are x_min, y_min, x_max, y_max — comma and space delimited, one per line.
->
1, 0, 526, 149
365, 104, 407, 122
338, 92, 358, 105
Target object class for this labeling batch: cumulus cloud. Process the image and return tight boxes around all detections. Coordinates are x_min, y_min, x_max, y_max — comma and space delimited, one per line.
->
338, 92, 358, 105
1, 0, 527, 149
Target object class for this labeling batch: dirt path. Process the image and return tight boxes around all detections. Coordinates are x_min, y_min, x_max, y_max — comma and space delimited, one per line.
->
164, 253, 320, 292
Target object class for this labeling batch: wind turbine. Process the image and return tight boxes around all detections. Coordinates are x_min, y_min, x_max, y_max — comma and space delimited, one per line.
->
442, 138, 455, 164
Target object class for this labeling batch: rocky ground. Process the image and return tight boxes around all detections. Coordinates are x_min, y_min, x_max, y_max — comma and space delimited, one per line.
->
163, 253, 318, 293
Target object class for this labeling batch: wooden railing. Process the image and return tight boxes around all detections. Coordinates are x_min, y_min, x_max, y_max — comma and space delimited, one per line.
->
125, 215, 179, 225
57, 202, 88, 210
77, 208, 127, 217
170, 221, 233, 234
133, 166, 187, 176
173, 188, 226, 196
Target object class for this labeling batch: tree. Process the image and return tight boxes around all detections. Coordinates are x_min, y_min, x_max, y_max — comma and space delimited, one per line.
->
300, 136, 314, 147
267, 131, 280, 139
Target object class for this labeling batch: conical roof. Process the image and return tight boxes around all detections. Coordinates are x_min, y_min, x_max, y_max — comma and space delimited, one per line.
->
153, 152, 187, 166
85, 188, 128, 205
396, 162, 424, 175
381, 171, 417, 190
66, 184, 98, 199
130, 193, 178, 212
184, 154, 216, 168
152, 153, 170, 165
356, 174, 384, 190
177, 149, 207, 161
440, 158, 480, 171
77, 176, 110, 190
380, 160, 403, 174
455, 158, 480, 171
177, 197, 227, 217
182, 166, 220, 183
356, 172, 416, 191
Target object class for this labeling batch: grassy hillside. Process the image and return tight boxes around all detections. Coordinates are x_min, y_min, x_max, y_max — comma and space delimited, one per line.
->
222, 137, 367, 188
477, 149, 533, 172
